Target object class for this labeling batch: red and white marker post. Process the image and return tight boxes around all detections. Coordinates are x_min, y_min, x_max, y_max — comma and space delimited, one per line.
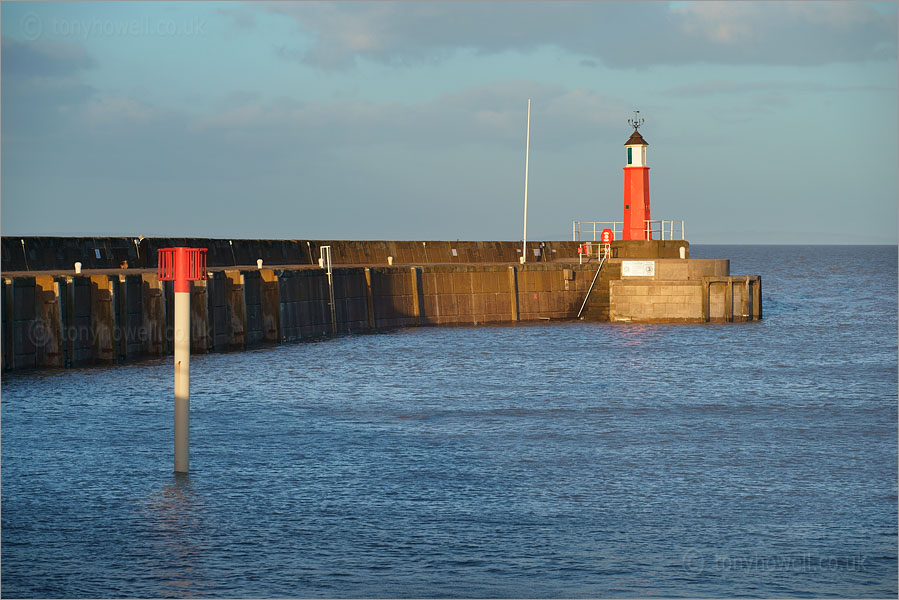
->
158, 247, 207, 473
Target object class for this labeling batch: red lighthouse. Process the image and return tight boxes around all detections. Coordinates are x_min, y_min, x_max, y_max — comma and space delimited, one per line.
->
622, 111, 651, 241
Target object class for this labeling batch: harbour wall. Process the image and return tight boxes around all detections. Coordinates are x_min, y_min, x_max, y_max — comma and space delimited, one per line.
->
2, 237, 765, 372
2, 259, 761, 372
605, 258, 761, 323
2, 263, 603, 370
2, 236, 689, 272
609, 276, 762, 323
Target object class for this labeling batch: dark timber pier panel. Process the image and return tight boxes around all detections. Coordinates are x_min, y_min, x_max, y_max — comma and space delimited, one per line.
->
2, 262, 604, 371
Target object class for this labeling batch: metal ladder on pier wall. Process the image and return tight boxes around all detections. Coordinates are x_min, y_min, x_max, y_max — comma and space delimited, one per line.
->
577, 253, 608, 319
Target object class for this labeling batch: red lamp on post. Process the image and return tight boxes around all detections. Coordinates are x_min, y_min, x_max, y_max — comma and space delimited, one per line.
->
158, 247, 207, 473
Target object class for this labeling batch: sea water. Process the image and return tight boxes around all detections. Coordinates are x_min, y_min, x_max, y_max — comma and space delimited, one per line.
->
2, 245, 896, 597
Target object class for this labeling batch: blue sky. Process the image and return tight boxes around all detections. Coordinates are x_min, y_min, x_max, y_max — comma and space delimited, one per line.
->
2, 1, 897, 243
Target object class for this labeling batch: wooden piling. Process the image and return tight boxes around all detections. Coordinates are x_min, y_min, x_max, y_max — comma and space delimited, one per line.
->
260, 269, 281, 343
508, 266, 520, 322
742, 276, 750, 322
724, 277, 733, 323
364, 268, 375, 330
35, 276, 63, 368
701, 278, 710, 322
411, 267, 423, 326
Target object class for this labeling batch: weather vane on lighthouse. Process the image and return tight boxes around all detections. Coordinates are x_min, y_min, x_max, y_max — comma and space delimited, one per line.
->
628, 110, 645, 131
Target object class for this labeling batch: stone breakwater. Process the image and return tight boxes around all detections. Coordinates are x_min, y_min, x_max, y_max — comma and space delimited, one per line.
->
1, 238, 761, 371
1, 236, 691, 272
3, 237, 617, 272
2, 262, 602, 371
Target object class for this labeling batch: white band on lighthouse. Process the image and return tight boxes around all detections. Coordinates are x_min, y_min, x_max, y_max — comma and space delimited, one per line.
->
625, 144, 647, 167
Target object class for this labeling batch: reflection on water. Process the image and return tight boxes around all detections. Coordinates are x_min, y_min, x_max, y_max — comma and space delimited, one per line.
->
2, 246, 897, 598
138, 474, 208, 598
612, 323, 654, 347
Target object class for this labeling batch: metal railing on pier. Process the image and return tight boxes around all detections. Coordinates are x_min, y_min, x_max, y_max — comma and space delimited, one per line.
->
572, 219, 685, 241
572, 221, 623, 241
644, 220, 685, 241
577, 242, 611, 265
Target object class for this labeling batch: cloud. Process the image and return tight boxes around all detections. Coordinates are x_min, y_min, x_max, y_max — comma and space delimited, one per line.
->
5, 78, 620, 238
1, 37, 96, 78
262, 1, 897, 70
672, 2, 898, 65
1, 39, 98, 137
190, 81, 630, 150
663, 80, 896, 97
82, 95, 167, 126
3, 73, 630, 201
2, 77, 630, 232
217, 6, 257, 30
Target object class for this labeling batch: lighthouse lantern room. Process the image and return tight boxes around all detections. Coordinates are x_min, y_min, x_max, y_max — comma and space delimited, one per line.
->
623, 111, 651, 241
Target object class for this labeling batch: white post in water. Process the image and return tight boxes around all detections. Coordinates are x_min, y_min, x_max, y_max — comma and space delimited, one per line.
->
158, 247, 207, 473
173, 287, 190, 473
522, 98, 530, 263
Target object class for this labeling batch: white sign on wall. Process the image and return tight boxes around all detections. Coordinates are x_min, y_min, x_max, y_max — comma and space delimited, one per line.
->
621, 260, 655, 277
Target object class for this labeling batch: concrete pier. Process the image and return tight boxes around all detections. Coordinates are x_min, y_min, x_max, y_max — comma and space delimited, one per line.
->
3, 237, 614, 272
1, 237, 761, 371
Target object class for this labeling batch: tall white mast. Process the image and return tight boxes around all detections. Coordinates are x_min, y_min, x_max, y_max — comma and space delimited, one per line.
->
522, 99, 530, 263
